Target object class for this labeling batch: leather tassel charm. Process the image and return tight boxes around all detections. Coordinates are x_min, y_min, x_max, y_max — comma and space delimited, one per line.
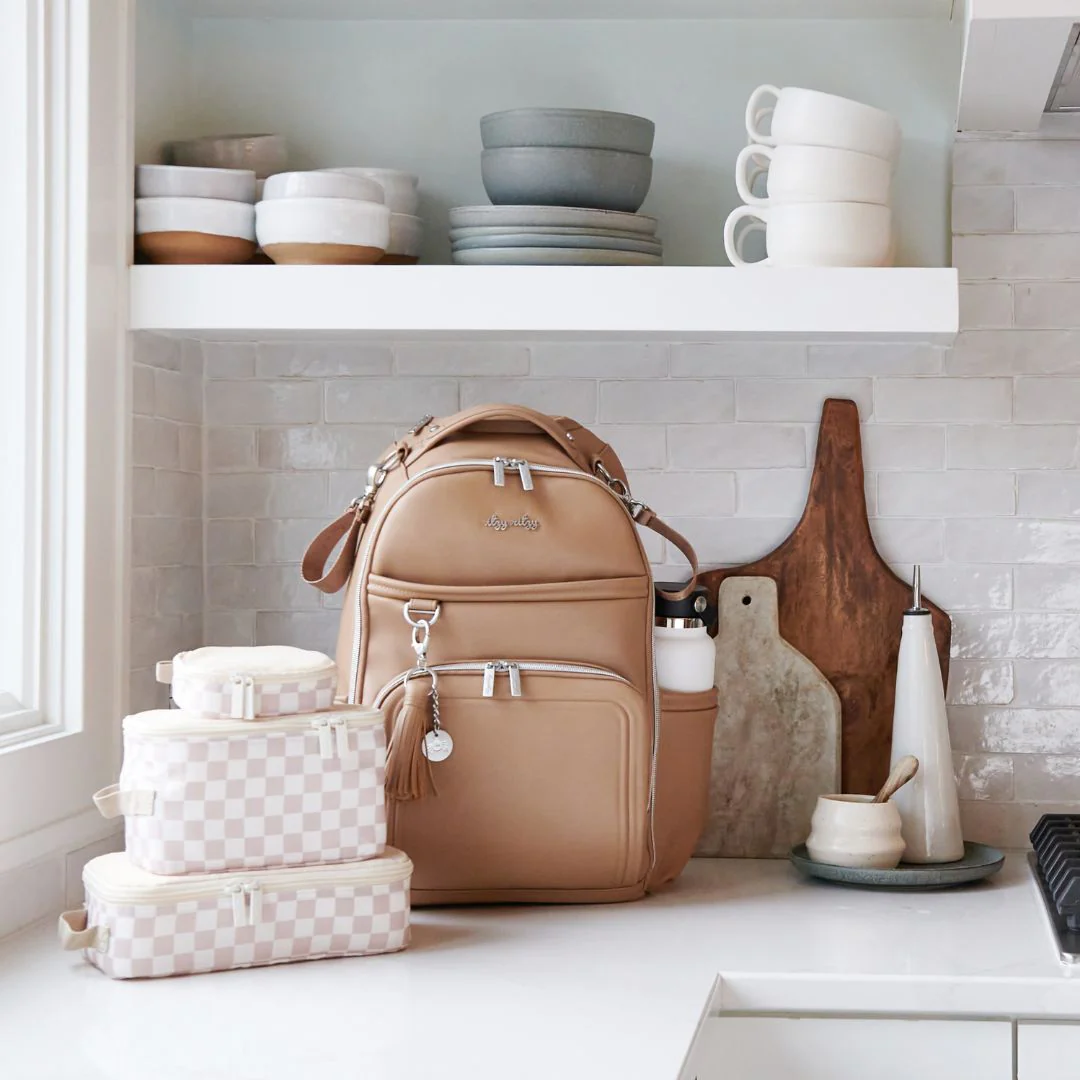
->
385, 677, 435, 801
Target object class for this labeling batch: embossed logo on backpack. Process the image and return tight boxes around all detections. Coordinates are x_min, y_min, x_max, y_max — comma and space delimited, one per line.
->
485, 513, 540, 533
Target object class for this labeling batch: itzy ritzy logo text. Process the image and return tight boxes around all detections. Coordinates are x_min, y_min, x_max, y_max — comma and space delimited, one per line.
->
485, 513, 540, 532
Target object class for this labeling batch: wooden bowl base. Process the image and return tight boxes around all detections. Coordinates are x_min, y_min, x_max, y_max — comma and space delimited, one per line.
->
137, 231, 256, 265
263, 242, 385, 265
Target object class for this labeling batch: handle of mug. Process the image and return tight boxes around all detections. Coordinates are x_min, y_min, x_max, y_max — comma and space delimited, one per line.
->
745, 85, 781, 145
724, 205, 768, 267
735, 145, 774, 207
735, 220, 766, 262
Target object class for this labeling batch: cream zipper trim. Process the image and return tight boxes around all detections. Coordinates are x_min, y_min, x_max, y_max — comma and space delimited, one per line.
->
84, 850, 412, 906
122, 710, 381, 739
372, 660, 631, 709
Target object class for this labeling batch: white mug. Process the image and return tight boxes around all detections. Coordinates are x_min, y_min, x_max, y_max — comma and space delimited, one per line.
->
724, 201, 892, 267
745, 85, 901, 165
735, 143, 892, 207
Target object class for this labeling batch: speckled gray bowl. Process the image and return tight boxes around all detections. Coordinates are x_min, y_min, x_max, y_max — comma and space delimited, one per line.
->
480, 108, 655, 155
481, 147, 653, 213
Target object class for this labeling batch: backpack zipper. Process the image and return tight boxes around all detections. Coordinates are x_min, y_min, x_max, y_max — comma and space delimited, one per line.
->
372, 660, 630, 709
348, 458, 620, 704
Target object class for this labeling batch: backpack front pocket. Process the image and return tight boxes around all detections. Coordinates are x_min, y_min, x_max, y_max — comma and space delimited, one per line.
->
375, 664, 652, 895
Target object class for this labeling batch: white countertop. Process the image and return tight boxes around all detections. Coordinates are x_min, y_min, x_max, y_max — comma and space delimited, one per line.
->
3, 856, 1077, 1080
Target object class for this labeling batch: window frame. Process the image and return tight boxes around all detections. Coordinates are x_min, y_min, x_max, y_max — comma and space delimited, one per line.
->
0, 0, 130, 857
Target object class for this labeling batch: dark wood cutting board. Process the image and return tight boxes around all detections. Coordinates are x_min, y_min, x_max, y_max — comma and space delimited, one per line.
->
701, 398, 951, 795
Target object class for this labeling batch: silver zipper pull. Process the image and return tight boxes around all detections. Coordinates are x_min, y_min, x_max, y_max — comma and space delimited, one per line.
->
508, 663, 523, 697
408, 414, 434, 436
492, 457, 507, 487
312, 716, 334, 759
482, 662, 497, 698
516, 460, 534, 492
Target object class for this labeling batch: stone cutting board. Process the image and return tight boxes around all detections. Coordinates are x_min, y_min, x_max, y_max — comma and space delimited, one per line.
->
697, 576, 841, 858
701, 398, 952, 795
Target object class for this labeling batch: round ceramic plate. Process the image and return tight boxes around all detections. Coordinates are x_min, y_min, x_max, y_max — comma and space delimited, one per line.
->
451, 246, 662, 266
789, 842, 1005, 889
449, 225, 660, 242
452, 232, 662, 254
448, 205, 658, 235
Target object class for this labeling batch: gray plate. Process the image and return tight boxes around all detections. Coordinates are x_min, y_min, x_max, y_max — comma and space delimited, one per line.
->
790, 842, 1005, 890
452, 246, 662, 266
453, 232, 662, 254
448, 205, 658, 235
450, 225, 661, 242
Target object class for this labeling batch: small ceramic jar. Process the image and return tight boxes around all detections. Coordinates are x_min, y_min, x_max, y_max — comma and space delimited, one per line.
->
806, 794, 906, 870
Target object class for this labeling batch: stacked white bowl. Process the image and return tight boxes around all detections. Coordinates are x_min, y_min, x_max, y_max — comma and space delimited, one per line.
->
135, 165, 257, 264
320, 168, 423, 263
255, 171, 393, 265
724, 86, 901, 268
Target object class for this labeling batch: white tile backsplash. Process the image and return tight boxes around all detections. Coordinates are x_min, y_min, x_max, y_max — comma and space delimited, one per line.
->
125, 138, 1080, 849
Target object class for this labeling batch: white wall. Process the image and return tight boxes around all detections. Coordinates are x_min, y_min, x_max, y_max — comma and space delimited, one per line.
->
166, 16, 961, 267
129, 335, 204, 714
134, 0, 196, 163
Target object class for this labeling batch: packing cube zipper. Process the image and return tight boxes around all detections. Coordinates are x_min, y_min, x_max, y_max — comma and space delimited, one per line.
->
59, 848, 413, 979
158, 645, 338, 719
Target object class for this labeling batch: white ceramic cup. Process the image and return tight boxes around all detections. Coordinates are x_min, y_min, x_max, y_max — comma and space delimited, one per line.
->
745, 85, 901, 165
724, 201, 892, 267
805, 794, 906, 870
735, 143, 892, 207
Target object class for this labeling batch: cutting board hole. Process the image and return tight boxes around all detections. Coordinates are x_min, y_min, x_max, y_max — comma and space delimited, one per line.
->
742, 595, 752, 606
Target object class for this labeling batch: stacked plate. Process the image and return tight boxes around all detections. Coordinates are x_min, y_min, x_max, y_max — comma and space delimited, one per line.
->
449, 205, 661, 266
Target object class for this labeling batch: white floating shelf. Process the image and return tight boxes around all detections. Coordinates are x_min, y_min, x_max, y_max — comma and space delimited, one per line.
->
186, 1, 953, 21
129, 266, 959, 342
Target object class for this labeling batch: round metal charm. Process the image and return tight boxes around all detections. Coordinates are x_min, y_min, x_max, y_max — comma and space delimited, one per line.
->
422, 728, 454, 763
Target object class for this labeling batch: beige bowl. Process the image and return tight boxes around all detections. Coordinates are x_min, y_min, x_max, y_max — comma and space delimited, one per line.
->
169, 134, 288, 179
806, 794, 905, 870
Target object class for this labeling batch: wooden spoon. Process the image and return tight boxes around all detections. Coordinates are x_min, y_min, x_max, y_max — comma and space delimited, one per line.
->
873, 755, 919, 804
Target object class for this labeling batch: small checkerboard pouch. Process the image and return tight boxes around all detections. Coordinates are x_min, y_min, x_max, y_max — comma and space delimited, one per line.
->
157, 645, 337, 720
59, 847, 412, 979
93, 707, 387, 875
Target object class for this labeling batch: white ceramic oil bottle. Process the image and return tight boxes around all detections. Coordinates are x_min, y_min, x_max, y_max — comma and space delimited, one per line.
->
889, 566, 964, 864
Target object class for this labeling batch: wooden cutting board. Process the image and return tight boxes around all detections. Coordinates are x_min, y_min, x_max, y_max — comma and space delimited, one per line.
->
701, 398, 951, 795
697, 577, 841, 858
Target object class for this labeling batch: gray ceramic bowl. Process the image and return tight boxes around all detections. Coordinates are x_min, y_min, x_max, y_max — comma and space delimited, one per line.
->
481, 147, 653, 213
480, 108, 655, 155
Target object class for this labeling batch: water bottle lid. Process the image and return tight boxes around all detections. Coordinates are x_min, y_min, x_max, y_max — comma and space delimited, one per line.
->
655, 583, 714, 627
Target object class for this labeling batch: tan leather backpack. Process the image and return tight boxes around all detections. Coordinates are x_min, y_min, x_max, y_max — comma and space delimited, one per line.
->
303, 404, 717, 904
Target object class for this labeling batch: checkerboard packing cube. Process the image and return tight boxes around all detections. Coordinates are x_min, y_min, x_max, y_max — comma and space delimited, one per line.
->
157, 645, 337, 720
58, 848, 412, 979
92, 707, 386, 875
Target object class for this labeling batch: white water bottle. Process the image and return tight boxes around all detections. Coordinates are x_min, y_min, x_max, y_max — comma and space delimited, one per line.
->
654, 584, 716, 693
889, 566, 964, 864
